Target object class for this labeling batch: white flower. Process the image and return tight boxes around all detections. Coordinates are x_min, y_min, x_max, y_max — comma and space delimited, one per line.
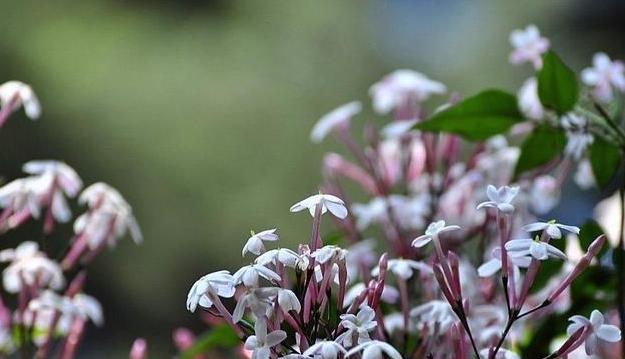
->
186, 270, 236, 312
290, 193, 348, 219
411, 220, 461, 248
70, 293, 104, 326
345, 239, 377, 280
346, 340, 402, 359
233, 264, 281, 288
310, 101, 361, 143
343, 283, 398, 308
232, 287, 279, 323
505, 238, 567, 261
0, 177, 45, 224
277, 289, 301, 313
303, 340, 346, 359
29, 290, 103, 326
581, 52, 625, 103
242, 229, 279, 257
574, 159, 595, 189
388, 194, 430, 231
522, 221, 580, 239
529, 175, 560, 215
478, 348, 520, 359
509, 25, 550, 69
244, 318, 287, 359
255, 248, 301, 268
567, 310, 621, 355
23, 160, 82, 198
476, 185, 519, 213
561, 114, 593, 160
311, 245, 347, 264
0, 242, 64, 293
369, 70, 446, 114
410, 300, 457, 332
517, 77, 544, 120
75, 183, 142, 248
352, 198, 388, 230
372, 259, 431, 280
336, 305, 377, 347
380, 119, 418, 139
478, 247, 531, 277
0, 81, 41, 120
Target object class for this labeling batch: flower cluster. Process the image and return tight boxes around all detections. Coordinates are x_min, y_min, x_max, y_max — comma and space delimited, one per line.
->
182, 25, 625, 358
0, 81, 144, 358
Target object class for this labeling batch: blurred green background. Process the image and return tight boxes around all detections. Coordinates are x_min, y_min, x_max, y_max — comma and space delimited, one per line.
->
0, 0, 623, 357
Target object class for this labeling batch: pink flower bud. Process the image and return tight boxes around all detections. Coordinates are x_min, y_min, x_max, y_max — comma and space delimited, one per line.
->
130, 338, 147, 359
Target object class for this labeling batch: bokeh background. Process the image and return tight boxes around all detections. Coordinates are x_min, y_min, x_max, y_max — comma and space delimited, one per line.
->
0, 0, 624, 357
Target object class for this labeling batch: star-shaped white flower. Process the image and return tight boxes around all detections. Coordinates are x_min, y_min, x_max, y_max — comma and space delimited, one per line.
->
0, 241, 64, 293
255, 248, 301, 268
410, 300, 457, 333
311, 245, 348, 264
303, 340, 346, 359
371, 258, 431, 281
581, 52, 625, 103
561, 114, 593, 160
233, 264, 281, 288
477, 247, 531, 278
242, 229, 279, 257
369, 70, 446, 114
290, 193, 348, 219
567, 310, 621, 355
310, 101, 361, 143
232, 287, 278, 323
478, 348, 520, 359
522, 221, 580, 239
505, 238, 566, 261
336, 305, 377, 347
186, 270, 236, 312
476, 185, 519, 214
411, 220, 461, 248
509, 25, 550, 69
244, 318, 287, 359
0, 81, 41, 120
346, 340, 402, 359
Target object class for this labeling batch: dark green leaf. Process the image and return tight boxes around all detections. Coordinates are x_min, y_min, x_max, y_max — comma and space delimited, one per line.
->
180, 324, 240, 359
578, 220, 605, 253
513, 124, 566, 177
589, 137, 622, 189
415, 90, 523, 141
537, 51, 578, 114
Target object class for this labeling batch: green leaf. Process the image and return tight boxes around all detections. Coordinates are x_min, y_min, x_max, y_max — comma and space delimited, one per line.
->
589, 137, 622, 189
180, 324, 240, 359
415, 89, 523, 141
537, 51, 578, 114
513, 124, 566, 177
578, 220, 605, 253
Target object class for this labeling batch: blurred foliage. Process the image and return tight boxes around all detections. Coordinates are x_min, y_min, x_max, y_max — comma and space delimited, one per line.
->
0, 0, 623, 357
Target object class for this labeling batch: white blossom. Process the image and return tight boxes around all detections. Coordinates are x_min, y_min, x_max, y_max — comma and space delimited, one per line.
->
581, 52, 625, 103
0, 177, 45, 224
290, 193, 348, 219
311, 245, 347, 264
277, 289, 301, 313
380, 119, 418, 139
345, 239, 377, 280
343, 283, 399, 309
29, 290, 103, 326
303, 340, 346, 359
232, 287, 278, 323
505, 238, 567, 261
346, 340, 402, 359
561, 114, 593, 160
233, 264, 281, 288
75, 182, 142, 247
369, 70, 446, 114
411, 220, 461, 248
310, 102, 361, 143
574, 159, 595, 189
0, 241, 64, 293
352, 198, 388, 230
255, 248, 301, 268
517, 77, 544, 120
242, 229, 279, 257
410, 300, 457, 333
244, 318, 287, 359
0, 81, 41, 120
529, 175, 560, 215
479, 348, 520, 359
186, 270, 236, 312
567, 310, 621, 355
476, 185, 519, 213
372, 258, 431, 280
522, 221, 580, 239
509, 25, 550, 69
336, 305, 377, 347
478, 247, 531, 278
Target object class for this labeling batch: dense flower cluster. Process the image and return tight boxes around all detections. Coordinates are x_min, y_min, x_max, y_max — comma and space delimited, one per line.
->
0, 82, 144, 358
183, 24, 625, 359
